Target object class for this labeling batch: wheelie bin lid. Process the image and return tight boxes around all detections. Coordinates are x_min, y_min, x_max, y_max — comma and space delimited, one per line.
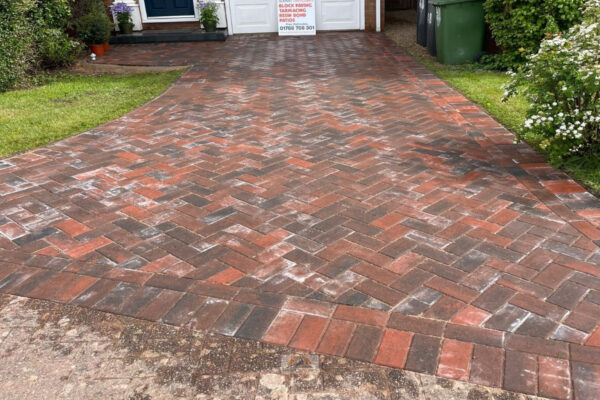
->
430, 0, 483, 5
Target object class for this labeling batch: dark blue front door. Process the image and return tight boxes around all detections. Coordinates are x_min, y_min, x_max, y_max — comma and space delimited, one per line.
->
144, 0, 195, 17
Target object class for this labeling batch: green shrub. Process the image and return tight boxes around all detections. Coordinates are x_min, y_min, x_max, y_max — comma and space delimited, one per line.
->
77, 10, 112, 45
28, 0, 72, 29
37, 28, 82, 68
69, 0, 108, 32
0, 0, 35, 92
483, 0, 583, 69
30, 0, 82, 67
504, 0, 600, 162
0, 0, 83, 91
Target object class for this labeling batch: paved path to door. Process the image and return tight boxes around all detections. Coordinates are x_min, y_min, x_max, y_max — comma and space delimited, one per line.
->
1, 33, 599, 399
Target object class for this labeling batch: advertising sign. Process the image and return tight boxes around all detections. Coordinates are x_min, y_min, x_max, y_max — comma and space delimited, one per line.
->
277, 0, 316, 36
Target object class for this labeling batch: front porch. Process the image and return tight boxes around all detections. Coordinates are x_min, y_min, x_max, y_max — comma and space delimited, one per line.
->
109, 27, 227, 44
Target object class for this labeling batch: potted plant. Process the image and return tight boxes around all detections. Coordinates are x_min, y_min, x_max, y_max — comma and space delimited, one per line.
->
111, 2, 134, 34
198, 1, 219, 32
78, 10, 112, 56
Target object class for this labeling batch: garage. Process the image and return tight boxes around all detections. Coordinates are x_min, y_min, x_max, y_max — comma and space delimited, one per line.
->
228, 0, 363, 34
124, 0, 371, 35
228, 0, 278, 33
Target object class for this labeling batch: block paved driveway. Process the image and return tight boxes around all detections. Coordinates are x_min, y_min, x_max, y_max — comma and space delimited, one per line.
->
1, 33, 600, 399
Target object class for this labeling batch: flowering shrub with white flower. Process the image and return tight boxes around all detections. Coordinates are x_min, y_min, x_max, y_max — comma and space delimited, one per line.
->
503, 0, 600, 162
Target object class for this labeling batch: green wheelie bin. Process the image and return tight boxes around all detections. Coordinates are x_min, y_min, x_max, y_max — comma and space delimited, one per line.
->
430, 0, 485, 64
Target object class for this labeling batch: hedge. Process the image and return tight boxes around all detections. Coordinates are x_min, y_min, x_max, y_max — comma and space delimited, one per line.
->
483, 0, 583, 69
0, 0, 83, 92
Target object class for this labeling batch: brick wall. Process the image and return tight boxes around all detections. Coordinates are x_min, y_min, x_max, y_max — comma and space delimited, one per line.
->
365, 0, 385, 31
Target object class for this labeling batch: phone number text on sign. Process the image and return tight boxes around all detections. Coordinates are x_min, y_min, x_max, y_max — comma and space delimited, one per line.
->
277, 0, 316, 36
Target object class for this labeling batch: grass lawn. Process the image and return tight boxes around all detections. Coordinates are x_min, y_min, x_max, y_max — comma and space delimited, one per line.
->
385, 11, 599, 196
0, 71, 183, 158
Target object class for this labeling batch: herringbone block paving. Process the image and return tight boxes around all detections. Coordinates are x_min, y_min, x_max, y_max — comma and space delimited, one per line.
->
1, 33, 599, 398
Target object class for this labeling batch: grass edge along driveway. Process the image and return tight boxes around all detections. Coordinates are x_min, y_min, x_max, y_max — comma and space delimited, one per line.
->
413, 53, 600, 196
0, 70, 183, 158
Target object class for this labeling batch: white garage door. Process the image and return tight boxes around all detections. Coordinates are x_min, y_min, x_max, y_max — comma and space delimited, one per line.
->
316, 0, 360, 31
228, 0, 360, 34
229, 0, 278, 34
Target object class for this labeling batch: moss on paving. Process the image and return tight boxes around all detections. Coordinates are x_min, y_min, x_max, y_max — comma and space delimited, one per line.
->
385, 10, 599, 196
0, 71, 182, 158
420, 63, 528, 135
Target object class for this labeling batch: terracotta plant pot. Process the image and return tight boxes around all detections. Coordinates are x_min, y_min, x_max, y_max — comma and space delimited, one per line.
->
90, 44, 105, 57
103, 42, 110, 52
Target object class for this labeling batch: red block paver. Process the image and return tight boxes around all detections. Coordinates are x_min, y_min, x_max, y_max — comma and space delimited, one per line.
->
262, 311, 303, 346
437, 339, 473, 381
374, 329, 412, 368
1, 33, 599, 398
451, 305, 491, 326
538, 356, 571, 400
289, 315, 328, 351
316, 319, 355, 356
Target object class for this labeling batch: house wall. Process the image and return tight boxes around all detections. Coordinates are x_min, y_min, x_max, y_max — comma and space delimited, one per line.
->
104, 0, 379, 32
105, 0, 227, 30
365, 0, 385, 31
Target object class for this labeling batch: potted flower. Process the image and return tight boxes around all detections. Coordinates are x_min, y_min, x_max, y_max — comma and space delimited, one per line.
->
78, 10, 112, 56
111, 2, 134, 34
198, 1, 220, 32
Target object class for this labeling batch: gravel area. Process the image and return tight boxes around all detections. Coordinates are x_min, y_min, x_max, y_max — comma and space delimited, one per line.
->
385, 10, 438, 62
0, 294, 546, 399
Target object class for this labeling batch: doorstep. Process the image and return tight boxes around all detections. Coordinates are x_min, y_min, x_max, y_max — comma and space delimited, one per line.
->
109, 28, 227, 44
